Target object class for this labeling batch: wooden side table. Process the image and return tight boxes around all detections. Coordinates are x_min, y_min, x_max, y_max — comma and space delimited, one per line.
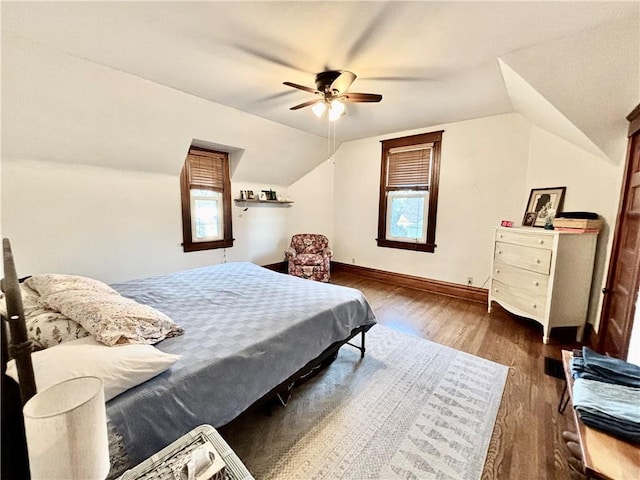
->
118, 424, 254, 480
560, 350, 640, 480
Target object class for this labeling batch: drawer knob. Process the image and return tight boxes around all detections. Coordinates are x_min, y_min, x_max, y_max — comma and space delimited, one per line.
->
532, 304, 537, 309
536, 259, 541, 263
538, 239, 544, 244
495, 269, 500, 274
534, 281, 539, 286
498, 250, 502, 254
499, 234, 504, 238
495, 288, 499, 293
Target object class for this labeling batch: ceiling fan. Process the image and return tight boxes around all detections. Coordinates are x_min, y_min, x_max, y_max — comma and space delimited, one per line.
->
283, 70, 382, 120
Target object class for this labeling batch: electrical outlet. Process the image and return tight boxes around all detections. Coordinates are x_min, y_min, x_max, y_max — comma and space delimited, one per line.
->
467, 277, 473, 286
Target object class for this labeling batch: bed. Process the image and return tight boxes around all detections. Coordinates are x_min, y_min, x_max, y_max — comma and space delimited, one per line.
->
1, 240, 376, 478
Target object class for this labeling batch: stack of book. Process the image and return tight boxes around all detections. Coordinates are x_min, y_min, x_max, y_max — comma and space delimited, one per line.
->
553, 212, 602, 233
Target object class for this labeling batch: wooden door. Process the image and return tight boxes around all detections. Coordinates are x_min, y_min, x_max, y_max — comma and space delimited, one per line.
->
598, 104, 640, 359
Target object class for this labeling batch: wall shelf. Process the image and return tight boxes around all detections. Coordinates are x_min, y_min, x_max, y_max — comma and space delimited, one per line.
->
234, 199, 293, 207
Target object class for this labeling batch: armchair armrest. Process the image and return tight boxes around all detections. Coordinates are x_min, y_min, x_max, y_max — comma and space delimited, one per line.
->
284, 247, 297, 259
323, 248, 333, 258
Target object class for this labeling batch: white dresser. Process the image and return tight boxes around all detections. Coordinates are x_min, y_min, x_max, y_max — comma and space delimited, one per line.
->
488, 226, 598, 344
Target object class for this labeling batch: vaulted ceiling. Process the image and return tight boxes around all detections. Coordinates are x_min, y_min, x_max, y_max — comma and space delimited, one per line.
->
2, 1, 638, 181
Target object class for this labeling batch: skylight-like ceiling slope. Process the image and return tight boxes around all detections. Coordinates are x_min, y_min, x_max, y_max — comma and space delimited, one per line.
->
499, 17, 639, 164
1, 34, 327, 185
498, 60, 608, 161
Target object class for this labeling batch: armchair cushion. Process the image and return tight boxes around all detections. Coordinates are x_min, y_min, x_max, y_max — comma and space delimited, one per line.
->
292, 253, 325, 267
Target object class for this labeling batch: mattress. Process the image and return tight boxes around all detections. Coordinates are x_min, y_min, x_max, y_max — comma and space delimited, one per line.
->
106, 262, 376, 468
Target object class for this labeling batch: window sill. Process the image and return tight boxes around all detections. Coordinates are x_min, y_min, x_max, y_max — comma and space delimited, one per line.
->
376, 238, 436, 253
183, 238, 234, 252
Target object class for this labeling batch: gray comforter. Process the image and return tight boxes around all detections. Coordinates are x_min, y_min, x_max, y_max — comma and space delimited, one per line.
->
107, 262, 376, 467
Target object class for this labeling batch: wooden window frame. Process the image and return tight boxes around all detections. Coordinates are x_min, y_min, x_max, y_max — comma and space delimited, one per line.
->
180, 147, 234, 252
377, 131, 443, 253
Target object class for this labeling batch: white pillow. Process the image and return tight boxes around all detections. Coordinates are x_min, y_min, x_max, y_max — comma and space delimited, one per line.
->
5, 336, 181, 401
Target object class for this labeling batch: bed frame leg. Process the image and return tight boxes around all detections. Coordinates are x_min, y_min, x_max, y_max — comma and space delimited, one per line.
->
346, 331, 366, 358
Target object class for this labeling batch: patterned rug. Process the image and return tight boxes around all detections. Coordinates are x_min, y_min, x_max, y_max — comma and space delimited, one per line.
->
221, 325, 508, 480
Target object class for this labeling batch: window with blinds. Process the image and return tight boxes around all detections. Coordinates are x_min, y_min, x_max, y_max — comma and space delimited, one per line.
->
377, 131, 443, 252
180, 147, 233, 252
386, 143, 432, 190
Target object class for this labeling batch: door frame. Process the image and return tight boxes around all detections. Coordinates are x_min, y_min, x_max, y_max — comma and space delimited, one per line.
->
595, 103, 640, 358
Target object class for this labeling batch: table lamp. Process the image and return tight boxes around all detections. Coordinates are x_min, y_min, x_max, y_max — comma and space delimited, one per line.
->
22, 376, 110, 480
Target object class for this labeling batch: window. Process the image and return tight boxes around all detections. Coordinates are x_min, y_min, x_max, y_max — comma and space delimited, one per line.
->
377, 131, 443, 252
180, 147, 233, 252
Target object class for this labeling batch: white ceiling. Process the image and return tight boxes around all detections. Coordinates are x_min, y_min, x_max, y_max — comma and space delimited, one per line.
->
2, 1, 636, 143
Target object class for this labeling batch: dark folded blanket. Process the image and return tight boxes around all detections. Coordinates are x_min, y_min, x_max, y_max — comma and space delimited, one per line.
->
555, 211, 599, 219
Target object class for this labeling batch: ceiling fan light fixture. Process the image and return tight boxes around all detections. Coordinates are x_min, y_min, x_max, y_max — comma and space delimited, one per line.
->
285, 70, 381, 118
328, 99, 346, 121
311, 102, 327, 118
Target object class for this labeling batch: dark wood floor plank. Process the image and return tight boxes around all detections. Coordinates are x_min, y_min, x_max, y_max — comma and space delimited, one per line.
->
330, 270, 575, 479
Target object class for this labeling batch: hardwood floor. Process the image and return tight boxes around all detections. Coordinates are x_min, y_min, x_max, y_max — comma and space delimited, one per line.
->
330, 270, 578, 480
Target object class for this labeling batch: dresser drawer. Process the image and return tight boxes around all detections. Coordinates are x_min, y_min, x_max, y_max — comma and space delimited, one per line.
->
491, 279, 547, 319
492, 260, 549, 296
495, 242, 552, 275
495, 229, 553, 249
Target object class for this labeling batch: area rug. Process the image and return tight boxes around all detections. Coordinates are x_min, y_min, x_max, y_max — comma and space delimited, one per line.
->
221, 325, 508, 480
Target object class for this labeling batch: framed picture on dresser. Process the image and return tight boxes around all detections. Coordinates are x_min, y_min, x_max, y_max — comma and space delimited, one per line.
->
524, 186, 566, 227
522, 211, 537, 227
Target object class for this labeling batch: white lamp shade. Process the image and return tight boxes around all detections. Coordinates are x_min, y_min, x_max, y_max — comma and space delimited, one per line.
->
311, 101, 327, 118
328, 100, 346, 121
23, 376, 110, 480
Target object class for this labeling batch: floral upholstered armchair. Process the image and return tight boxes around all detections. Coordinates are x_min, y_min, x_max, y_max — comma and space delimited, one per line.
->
285, 234, 333, 282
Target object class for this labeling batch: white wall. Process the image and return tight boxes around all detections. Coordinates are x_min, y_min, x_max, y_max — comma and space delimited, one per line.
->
286, 159, 335, 244
1, 33, 326, 283
525, 126, 625, 329
331, 113, 625, 332
2, 160, 291, 283
333, 113, 531, 286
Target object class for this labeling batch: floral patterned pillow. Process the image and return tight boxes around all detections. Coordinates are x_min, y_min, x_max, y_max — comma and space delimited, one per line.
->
1, 283, 90, 349
40, 289, 184, 346
25, 274, 118, 296
26, 312, 90, 349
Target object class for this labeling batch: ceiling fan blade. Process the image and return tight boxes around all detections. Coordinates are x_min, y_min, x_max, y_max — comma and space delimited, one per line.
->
283, 82, 318, 94
290, 99, 322, 110
343, 92, 383, 103
330, 71, 357, 94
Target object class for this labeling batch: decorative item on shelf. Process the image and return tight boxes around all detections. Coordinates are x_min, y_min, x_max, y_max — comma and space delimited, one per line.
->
258, 192, 267, 201
500, 220, 514, 227
239, 190, 246, 200
524, 186, 566, 227
544, 208, 556, 230
23, 376, 110, 480
260, 189, 277, 200
247, 190, 254, 200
